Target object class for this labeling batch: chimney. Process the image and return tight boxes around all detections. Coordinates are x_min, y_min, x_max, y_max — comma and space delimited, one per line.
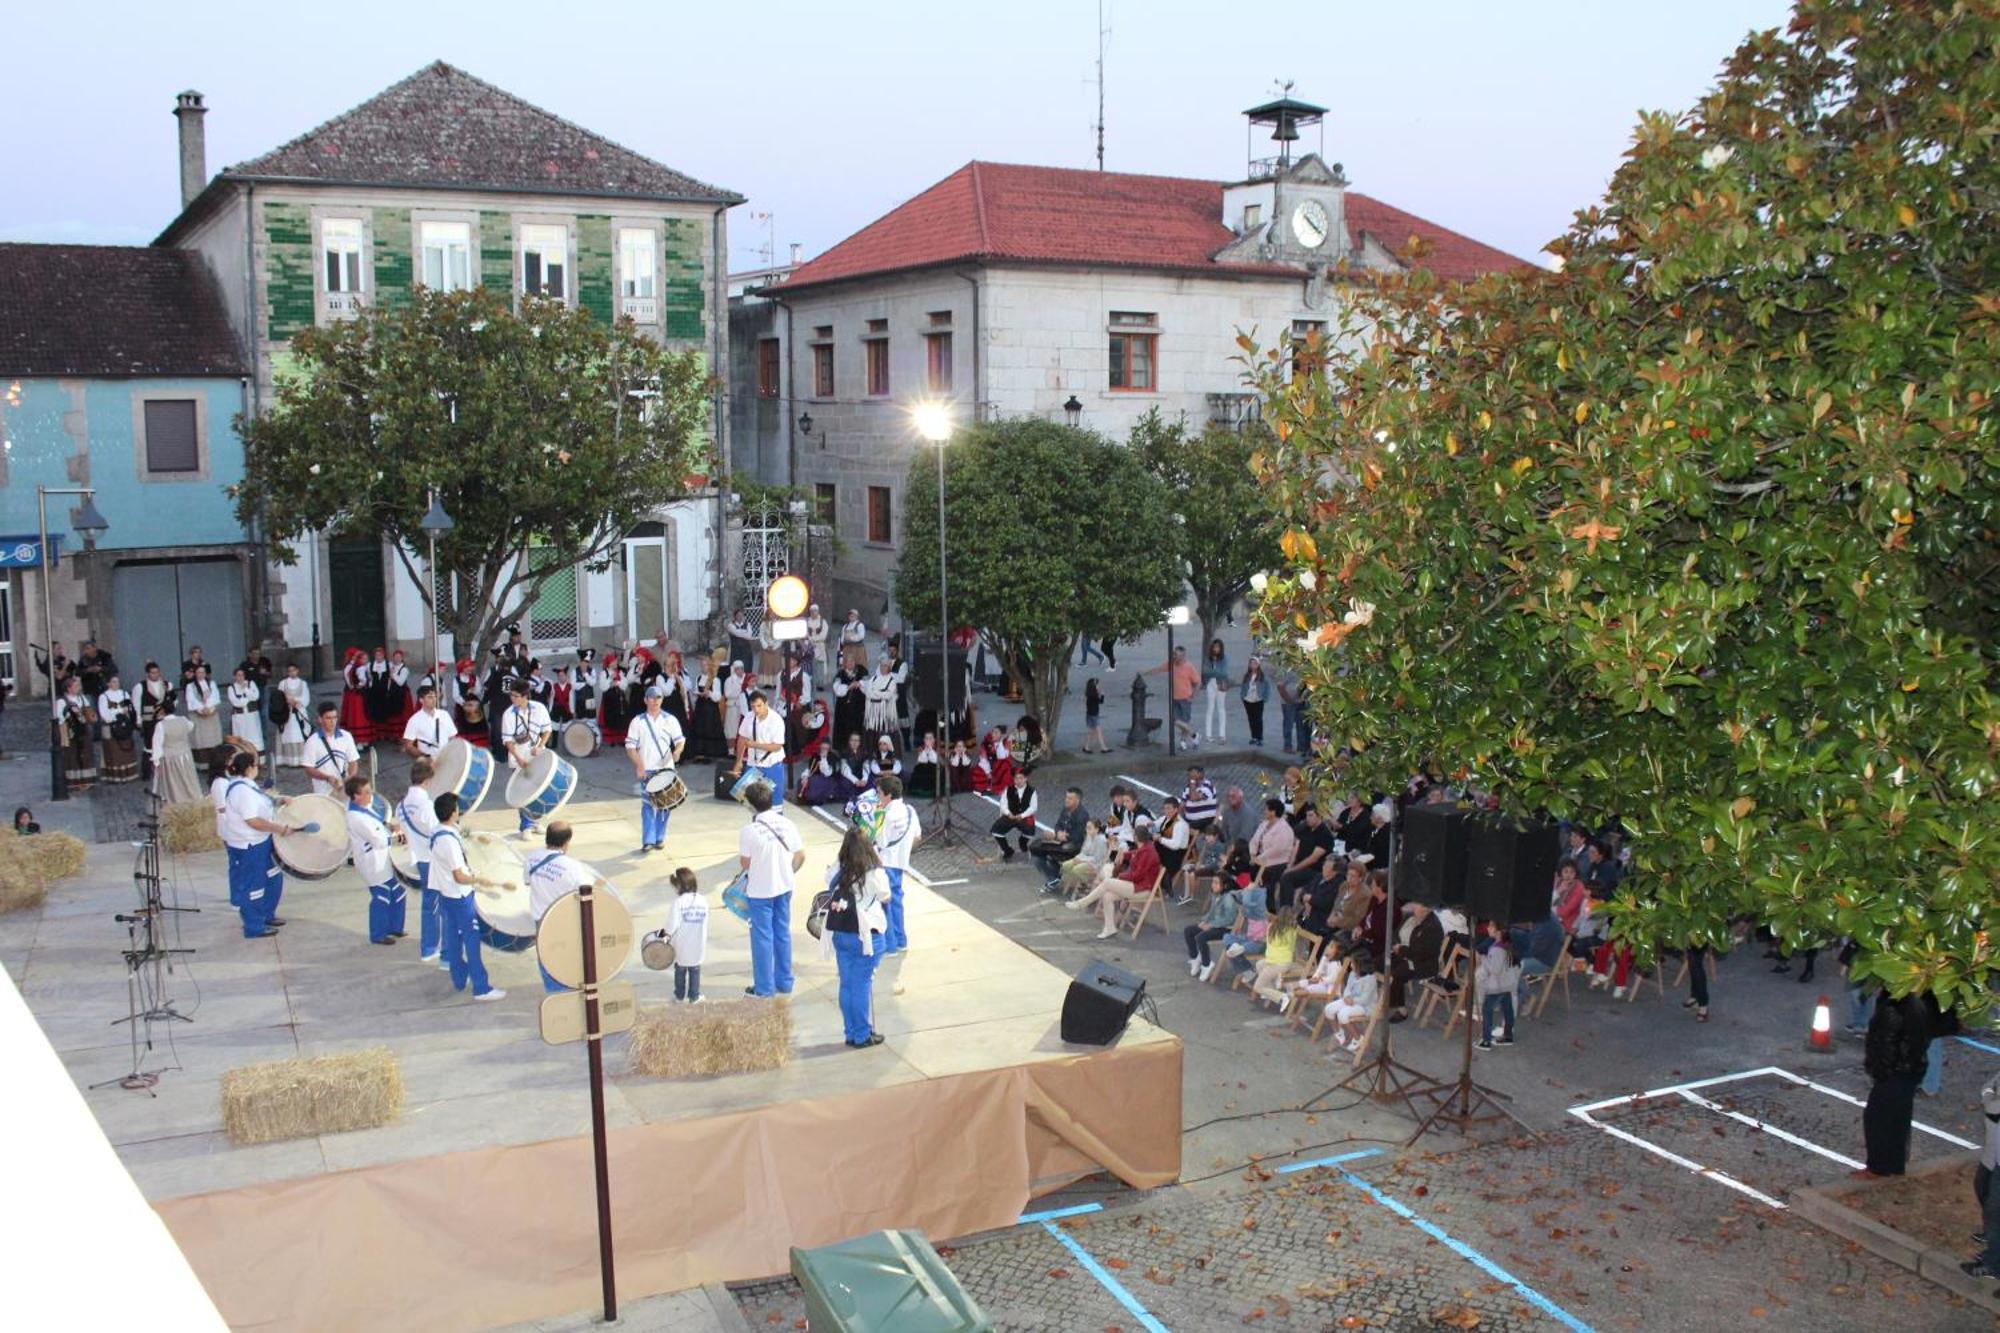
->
173, 91, 207, 210
788, 243, 802, 267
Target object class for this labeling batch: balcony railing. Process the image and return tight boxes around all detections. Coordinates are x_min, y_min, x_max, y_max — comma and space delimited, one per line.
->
1207, 393, 1260, 432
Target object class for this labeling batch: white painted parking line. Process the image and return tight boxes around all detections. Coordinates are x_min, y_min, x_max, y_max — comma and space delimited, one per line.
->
1763, 1067, 1980, 1150
1672, 1087, 1864, 1171
1566, 1106, 1790, 1210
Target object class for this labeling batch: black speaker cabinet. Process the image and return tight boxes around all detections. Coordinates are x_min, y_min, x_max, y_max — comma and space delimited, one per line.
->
910, 638, 969, 717
1399, 804, 1469, 906
1060, 959, 1147, 1046
1463, 816, 1561, 924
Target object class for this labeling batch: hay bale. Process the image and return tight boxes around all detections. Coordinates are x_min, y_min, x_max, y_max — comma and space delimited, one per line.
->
220, 1048, 403, 1145
0, 836, 47, 915
627, 998, 793, 1078
160, 800, 223, 855
23, 831, 86, 882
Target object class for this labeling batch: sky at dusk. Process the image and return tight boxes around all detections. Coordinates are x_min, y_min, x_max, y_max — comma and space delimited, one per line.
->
5, 0, 1795, 271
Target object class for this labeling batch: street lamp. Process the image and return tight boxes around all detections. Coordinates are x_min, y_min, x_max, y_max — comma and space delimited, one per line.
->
913, 402, 963, 847
420, 491, 454, 695
1164, 604, 1190, 758
37, 485, 110, 800
1063, 394, 1083, 428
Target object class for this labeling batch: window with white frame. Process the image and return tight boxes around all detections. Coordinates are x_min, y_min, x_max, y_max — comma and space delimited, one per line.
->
321, 217, 365, 314
521, 224, 569, 300
618, 227, 657, 321
419, 220, 472, 292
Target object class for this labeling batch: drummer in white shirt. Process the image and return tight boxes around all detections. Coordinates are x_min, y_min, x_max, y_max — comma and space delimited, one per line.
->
220, 750, 299, 938
400, 684, 458, 761
399, 757, 447, 966
738, 780, 806, 997
625, 688, 686, 854
871, 774, 921, 954
500, 679, 555, 838
344, 774, 405, 945
304, 701, 360, 797
735, 689, 790, 807
428, 792, 506, 1001
526, 820, 612, 993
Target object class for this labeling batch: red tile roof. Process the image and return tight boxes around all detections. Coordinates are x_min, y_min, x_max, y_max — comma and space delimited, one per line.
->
774, 160, 1531, 293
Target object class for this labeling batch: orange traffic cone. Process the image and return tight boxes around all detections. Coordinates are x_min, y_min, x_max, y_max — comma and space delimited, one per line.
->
1806, 994, 1835, 1054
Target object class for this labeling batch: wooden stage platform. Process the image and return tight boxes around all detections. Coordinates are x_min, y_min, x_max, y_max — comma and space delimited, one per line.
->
1, 774, 1181, 1332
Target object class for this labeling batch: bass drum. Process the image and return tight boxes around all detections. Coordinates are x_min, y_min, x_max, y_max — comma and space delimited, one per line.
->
429, 737, 494, 815
463, 832, 536, 952
560, 719, 600, 759
272, 793, 349, 881
389, 840, 424, 891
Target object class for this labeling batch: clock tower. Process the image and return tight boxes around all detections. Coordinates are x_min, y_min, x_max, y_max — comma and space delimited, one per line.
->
1216, 91, 1353, 272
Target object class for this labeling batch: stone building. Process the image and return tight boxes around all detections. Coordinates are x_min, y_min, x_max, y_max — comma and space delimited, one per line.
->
151, 62, 741, 665
736, 97, 1529, 618
0, 244, 250, 696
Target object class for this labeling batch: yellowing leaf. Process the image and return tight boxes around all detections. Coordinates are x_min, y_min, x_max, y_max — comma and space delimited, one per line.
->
1896, 204, 1916, 227
1574, 401, 1591, 424
1568, 519, 1622, 553
1557, 345, 1570, 371
1511, 456, 1535, 477
1279, 528, 1319, 564
1729, 796, 1756, 821
1811, 392, 1832, 426
1478, 410, 1492, 431
1445, 432, 1460, 457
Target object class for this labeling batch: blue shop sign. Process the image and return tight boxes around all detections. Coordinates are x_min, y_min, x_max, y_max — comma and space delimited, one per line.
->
0, 534, 62, 568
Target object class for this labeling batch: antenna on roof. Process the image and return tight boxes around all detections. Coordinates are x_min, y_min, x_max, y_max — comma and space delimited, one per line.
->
749, 210, 775, 269
1094, 0, 1109, 170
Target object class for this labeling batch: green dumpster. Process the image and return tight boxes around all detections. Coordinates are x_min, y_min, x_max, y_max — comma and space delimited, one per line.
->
789, 1228, 992, 1332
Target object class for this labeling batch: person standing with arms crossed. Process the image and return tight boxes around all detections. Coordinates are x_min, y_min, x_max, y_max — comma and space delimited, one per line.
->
626, 688, 685, 854
734, 689, 789, 806
738, 781, 805, 997
871, 774, 921, 953
428, 793, 506, 1002
500, 679, 554, 839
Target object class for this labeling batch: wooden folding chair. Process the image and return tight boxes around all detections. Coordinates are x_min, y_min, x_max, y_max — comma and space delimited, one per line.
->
1293, 960, 1347, 1037
1345, 990, 1391, 1065
1412, 941, 1466, 1029
1525, 935, 1575, 1019
1116, 865, 1170, 939
1625, 955, 1667, 1002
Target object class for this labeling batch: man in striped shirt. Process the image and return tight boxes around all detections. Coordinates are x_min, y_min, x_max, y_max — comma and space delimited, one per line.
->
1181, 765, 1218, 832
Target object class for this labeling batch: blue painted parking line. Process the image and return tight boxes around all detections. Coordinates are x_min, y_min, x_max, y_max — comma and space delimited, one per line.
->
1018, 1202, 1103, 1225
1956, 1035, 2000, 1056
1275, 1146, 1384, 1174
1040, 1219, 1169, 1333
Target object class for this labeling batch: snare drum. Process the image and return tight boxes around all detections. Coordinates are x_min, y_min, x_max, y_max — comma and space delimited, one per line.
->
463, 832, 535, 952
640, 927, 676, 970
389, 840, 424, 891
506, 749, 577, 823
644, 769, 689, 812
560, 719, 600, 759
721, 870, 751, 922
429, 738, 494, 815
272, 793, 349, 881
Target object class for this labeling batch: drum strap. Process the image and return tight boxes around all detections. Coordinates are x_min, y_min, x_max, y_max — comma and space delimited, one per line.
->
225, 779, 271, 820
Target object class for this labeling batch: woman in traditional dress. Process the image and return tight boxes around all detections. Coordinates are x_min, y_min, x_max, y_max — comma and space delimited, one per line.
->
53, 676, 96, 789
548, 664, 575, 723
869, 734, 903, 787
624, 648, 652, 724
386, 650, 416, 734
831, 663, 866, 755
148, 702, 202, 806
274, 662, 312, 767
362, 647, 397, 741
804, 604, 830, 673
1011, 716, 1046, 772
948, 738, 975, 793
970, 727, 1013, 795
659, 651, 691, 737
839, 609, 868, 672
452, 657, 488, 747
227, 666, 264, 761
907, 730, 942, 799
184, 661, 224, 762
597, 651, 631, 747
572, 648, 597, 724
836, 733, 872, 797
136, 661, 175, 782
96, 674, 141, 783
861, 658, 899, 749
687, 653, 727, 761
339, 648, 373, 744
798, 716, 848, 807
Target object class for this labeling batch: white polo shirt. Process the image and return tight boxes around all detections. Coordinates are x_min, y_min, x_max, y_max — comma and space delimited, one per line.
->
429, 827, 473, 900
874, 798, 921, 872
738, 708, 786, 764
221, 779, 274, 850
625, 710, 685, 773
500, 700, 553, 770
399, 786, 438, 867
666, 892, 709, 967
738, 810, 803, 899
401, 707, 458, 758
345, 802, 395, 887
306, 727, 360, 786
526, 849, 596, 923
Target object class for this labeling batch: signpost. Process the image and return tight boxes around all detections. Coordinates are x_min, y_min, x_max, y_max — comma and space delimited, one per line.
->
536, 883, 634, 1323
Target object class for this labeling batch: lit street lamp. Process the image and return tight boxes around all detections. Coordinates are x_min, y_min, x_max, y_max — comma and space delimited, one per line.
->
420, 491, 454, 690
913, 402, 964, 847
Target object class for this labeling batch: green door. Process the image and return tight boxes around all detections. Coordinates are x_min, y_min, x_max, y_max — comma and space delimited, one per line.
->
330, 537, 387, 655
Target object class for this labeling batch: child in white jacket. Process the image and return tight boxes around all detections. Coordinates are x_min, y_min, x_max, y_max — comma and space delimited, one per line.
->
665, 868, 709, 1002
1326, 951, 1381, 1053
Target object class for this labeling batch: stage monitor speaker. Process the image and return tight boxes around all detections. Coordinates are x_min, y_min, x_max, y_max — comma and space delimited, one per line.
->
1463, 816, 1561, 924
1060, 959, 1146, 1046
1400, 804, 1469, 906
910, 638, 968, 717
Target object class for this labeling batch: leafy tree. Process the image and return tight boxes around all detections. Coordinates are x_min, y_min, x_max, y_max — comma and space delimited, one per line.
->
894, 418, 1184, 739
1130, 409, 1282, 653
1249, 0, 1998, 1014
236, 288, 712, 657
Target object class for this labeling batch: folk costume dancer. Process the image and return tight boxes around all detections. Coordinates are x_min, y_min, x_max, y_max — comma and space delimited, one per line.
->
626, 690, 686, 854
53, 678, 96, 789
400, 684, 458, 761
304, 702, 361, 798
184, 663, 224, 760
96, 675, 141, 783
990, 769, 1039, 862
221, 750, 297, 938
501, 680, 555, 838
400, 758, 445, 964
525, 821, 608, 993
871, 774, 920, 953
274, 664, 311, 767
226, 668, 264, 771
345, 775, 405, 944
137, 661, 176, 782
428, 793, 505, 1001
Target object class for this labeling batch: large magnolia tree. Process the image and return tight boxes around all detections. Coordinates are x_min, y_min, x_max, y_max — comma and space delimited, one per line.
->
894, 418, 1184, 739
236, 287, 712, 658
1251, 0, 1998, 1013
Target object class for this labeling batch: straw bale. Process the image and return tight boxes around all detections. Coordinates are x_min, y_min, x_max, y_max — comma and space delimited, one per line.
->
160, 800, 223, 855
220, 1048, 403, 1145
0, 836, 47, 915
627, 998, 793, 1078
23, 831, 86, 882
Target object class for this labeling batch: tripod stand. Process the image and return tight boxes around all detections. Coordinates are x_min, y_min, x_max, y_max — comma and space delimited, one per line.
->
92, 805, 195, 1093
1402, 972, 1526, 1143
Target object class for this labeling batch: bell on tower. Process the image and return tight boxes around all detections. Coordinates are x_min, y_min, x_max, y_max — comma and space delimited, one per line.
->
1243, 83, 1327, 179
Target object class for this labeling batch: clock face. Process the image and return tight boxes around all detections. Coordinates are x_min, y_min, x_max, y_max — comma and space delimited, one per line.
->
1292, 199, 1330, 250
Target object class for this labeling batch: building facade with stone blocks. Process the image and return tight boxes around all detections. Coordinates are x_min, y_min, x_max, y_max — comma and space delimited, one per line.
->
736, 98, 1530, 621
0, 244, 251, 697
153, 63, 741, 668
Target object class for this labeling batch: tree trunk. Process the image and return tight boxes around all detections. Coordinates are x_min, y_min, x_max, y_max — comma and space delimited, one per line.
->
1008, 637, 1071, 748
